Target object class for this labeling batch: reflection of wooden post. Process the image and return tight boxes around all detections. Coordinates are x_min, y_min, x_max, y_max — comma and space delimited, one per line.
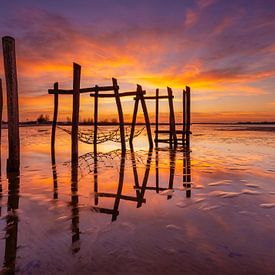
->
113, 78, 126, 152
167, 87, 177, 148
51, 82, 59, 159
2, 36, 20, 173
4, 171, 20, 273
71, 158, 79, 253
155, 89, 159, 147
93, 86, 98, 154
0, 79, 2, 145
71, 63, 81, 163
138, 85, 153, 149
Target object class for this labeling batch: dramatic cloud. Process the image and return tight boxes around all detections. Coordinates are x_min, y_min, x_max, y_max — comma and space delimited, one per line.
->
0, 0, 274, 122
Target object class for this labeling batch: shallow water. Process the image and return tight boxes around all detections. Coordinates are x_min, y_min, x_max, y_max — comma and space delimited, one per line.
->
1, 124, 275, 274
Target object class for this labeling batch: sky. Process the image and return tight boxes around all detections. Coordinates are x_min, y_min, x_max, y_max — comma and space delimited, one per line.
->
0, 0, 275, 122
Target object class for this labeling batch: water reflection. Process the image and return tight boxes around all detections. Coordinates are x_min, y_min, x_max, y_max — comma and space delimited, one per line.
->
71, 159, 80, 253
3, 171, 20, 274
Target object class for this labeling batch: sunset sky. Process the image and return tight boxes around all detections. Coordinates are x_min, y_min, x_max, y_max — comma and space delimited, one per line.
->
0, 0, 275, 122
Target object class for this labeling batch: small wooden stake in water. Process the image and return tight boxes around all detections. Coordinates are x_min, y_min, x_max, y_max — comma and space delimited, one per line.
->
71, 63, 81, 163
2, 36, 20, 173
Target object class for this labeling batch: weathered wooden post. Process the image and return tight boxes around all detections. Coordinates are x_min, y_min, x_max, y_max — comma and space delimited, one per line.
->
2, 36, 20, 173
155, 89, 159, 147
138, 85, 153, 149
51, 82, 59, 159
112, 78, 126, 152
71, 63, 81, 163
182, 89, 186, 145
167, 87, 177, 148
186, 86, 191, 147
93, 86, 99, 154
0, 79, 2, 145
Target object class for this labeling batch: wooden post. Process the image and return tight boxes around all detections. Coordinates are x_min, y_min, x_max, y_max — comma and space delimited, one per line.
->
182, 89, 186, 145
139, 85, 153, 149
155, 89, 159, 147
129, 90, 139, 147
51, 82, 58, 159
0, 79, 2, 145
93, 86, 99, 154
167, 87, 177, 148
186, 86, 191, 147
71, 63, 81, 163
112, 78, 126, 153
2, 36, 20, 173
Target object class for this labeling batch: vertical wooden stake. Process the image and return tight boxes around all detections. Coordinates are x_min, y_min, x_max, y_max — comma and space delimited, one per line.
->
0, 79, 2, 145
129, 91, 139, 148
112, 78, 126, 153
71, 63, 81, 163
182, 89, 186, 145
51, 82, 58, 160
155, 88, 159, 147
93, 86, 99, 154
167, 87, 177, 148
2, 36, 20, 173
186, 86, 191, 147
139, 85, 153, 149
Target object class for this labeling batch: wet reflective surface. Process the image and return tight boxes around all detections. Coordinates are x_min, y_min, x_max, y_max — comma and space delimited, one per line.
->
0, 124, 275, 274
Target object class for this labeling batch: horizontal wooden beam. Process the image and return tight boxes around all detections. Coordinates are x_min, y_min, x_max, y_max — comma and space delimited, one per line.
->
48, 85, 119, 94
134, 186, 169, 191
90, 90, 145, 98
155, 130, 184, 134
134, 95, 174, 100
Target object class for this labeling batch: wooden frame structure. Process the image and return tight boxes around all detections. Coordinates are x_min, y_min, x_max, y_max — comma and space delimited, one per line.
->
48, 66, 154, 160
142, 87, 177, 148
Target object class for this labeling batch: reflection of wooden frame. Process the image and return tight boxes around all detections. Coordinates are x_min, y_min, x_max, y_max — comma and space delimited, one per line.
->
91, 150, 151, 222
133, 149, 176, 199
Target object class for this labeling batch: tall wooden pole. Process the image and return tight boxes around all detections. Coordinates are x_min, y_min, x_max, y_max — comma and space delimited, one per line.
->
167, 87, 177, 148
112, 78, 126, 153
182, 89, 186, 145
71, 63, 81, 163
155, 88, 159, 147
2, 36, 20, 173
186, 86, 191, 147
51, 82, 58, 160
93, 86, 99, 154
139, 85, 153, 149
0, 79, 2, 145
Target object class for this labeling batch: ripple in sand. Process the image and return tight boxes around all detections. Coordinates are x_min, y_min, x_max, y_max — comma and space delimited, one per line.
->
241, 189, 260, 195
244, 183, 260, 188
202, 205, 220, 211
209, 190, 241, 198
160, 189, 174, 196
176, 201, 187, 208
260, 203, 275, 209
166, 224, 182, 230
208, 180, 232, 186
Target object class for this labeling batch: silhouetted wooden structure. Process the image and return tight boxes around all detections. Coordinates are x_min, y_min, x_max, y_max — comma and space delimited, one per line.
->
141, 87, 177, 148
2, 36, 20, 173
49, 70, 154, 159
